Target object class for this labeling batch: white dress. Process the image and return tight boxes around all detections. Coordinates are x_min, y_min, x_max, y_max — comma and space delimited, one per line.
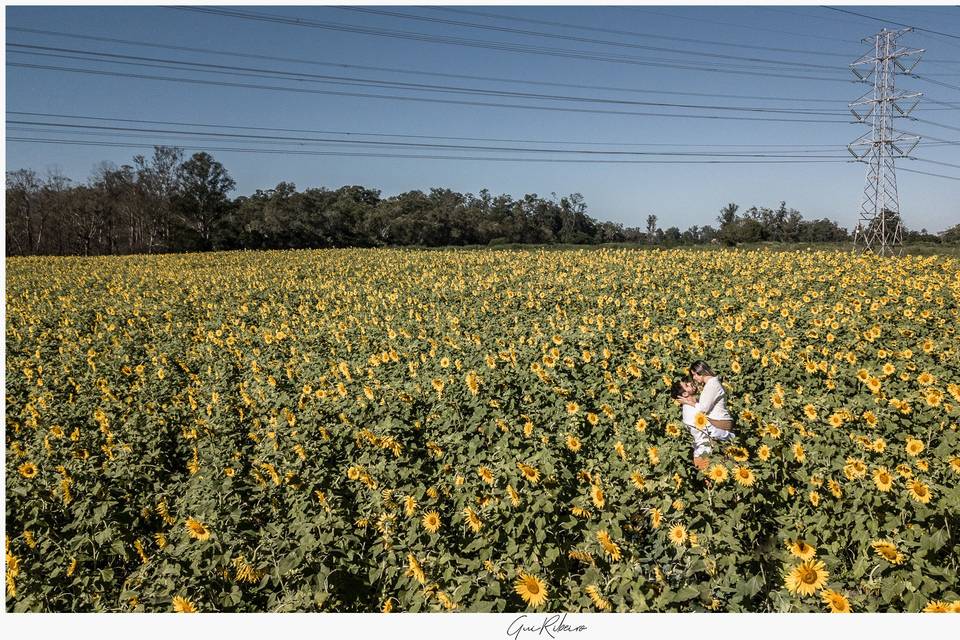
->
681, 383, 735, 457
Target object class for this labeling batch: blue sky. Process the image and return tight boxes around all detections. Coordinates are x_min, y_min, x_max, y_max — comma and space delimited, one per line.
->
5, 4, 959, 233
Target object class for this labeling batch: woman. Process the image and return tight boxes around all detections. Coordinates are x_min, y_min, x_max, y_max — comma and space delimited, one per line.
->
677, 360, 735, 435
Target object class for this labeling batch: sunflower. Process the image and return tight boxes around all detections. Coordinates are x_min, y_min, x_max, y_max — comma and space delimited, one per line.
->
863, 410, 878, 427
585, 585, 612, 611
465, 371, 480, 395
803, 404, 817, 420
949, 457, 960, 475
514, 571, 548, 609
922, 600, 950, 613
596, 530, 622, 561
171, 595, 197, 613
882, 363, 896, 376
707, 464, 729, 483
665, 423, 681, 437
843, 458, 867, 480
422, 511, 441, 534
634, 418, 648, 432
650, 508, 663, 529
784, 560, 829, 596
630, 471, 646, 490
870, 539, 905, 565
907, 479, 932, 504
828, 413, 844, 428
647, 447, 660, 465
693, 412, 709, 430
474, 466, 495, 485
821, 589, 851, 613
733, 466, 755, 487
917, 372, 934, 386
726, 445, 749, 462
905, 438, 925, 457
406, 553, 427, 584
18, 462, 38, 479
614, 441, 627, 460
872, 467, 894, 492
347, 465, 362, 480
787, 539, 816, 561
560, 434, 582, 453
185, 518, 210, 541
668, 524, 688, 546
570, 505, 591, 518
809, 491, 821, 507
517, 462, 540, 484
772, 394, 785, 410
507, 484, 521, 507
566, 401, 579, 414
792, 442, 806, 463
757, 444, 771, 461
590, 484, 605, 509
827, 479, 842, 498
404, 495, 417, 517
463, 507, 483, 533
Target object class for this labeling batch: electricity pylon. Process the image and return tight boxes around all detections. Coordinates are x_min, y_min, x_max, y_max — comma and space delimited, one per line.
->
848, 28, 923, 257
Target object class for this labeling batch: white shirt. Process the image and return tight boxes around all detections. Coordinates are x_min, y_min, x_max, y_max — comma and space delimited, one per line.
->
681, 403, 698, 427
695, 377, 732, 422
679, 397, 734, 458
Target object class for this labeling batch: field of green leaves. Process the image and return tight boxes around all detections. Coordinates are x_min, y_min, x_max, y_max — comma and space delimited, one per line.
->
6, 247, 960, 612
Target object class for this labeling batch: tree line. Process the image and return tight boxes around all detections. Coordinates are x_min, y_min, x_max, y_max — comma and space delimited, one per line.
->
7, 146, 959, 256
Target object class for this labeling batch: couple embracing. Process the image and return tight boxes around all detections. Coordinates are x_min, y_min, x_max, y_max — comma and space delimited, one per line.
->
670, 360, 735, 471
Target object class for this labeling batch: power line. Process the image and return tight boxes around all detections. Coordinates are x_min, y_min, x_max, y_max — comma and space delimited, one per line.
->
822, 6, 960, 41
4, 44, 853, 115
6, 125, 852, 159
910, 116, 960, 133
329, 5, 848, 71
4, 111, 874, 148
24, 42, 958, 115
425, 5, 861, 58
622, 6, 863, 44
3, 120, 853, 157
7, 62, 855, 124
910, 156, 960, 170
170, 6, 854, 82
897, 165, 960, 180
7, 27, 859, 104
912, 74, 960, 93
4, 136, 857, 165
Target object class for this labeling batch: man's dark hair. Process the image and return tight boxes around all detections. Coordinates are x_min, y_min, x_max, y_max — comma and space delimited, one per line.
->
670, 376, 693, 399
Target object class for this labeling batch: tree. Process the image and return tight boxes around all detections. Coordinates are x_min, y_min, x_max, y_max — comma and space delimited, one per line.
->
717, 202, 740, 245
940, 223, 960, 244
175, 152, 236, 250
718, 202, 739, 228
6, 169, 43, 255
134, 146, 183, 252
646, 214, 658, 244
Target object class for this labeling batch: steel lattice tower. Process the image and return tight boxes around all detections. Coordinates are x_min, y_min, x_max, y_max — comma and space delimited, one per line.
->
848, 28, 923, 257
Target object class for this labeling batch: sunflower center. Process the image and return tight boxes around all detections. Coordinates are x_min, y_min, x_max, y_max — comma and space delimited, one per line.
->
526, 580, 540, 595
800, 567, 819, 584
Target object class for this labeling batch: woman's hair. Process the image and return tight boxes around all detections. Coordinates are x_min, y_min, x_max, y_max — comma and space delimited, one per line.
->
689, 360, 715, 377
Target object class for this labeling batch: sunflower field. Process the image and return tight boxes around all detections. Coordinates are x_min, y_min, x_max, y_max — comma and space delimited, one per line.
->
5, 247, 960, 613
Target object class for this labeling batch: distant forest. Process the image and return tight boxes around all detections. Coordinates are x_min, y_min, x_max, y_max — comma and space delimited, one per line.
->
6, 147, 959, 256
